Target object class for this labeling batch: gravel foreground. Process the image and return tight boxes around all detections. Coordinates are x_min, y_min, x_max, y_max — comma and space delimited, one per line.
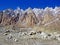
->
0, 27, 60, 45
0, 35, 60, 45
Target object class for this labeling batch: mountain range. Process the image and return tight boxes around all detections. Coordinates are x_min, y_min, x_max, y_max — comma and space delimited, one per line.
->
0, 7, 60, 32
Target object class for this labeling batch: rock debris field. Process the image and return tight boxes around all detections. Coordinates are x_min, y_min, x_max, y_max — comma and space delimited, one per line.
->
0, 27, 60, 45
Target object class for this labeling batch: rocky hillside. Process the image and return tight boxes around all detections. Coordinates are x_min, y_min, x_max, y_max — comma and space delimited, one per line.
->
0, 7, 60, 31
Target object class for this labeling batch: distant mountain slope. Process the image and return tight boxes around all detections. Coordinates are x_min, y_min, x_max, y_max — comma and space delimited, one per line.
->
0, 7, 60, 32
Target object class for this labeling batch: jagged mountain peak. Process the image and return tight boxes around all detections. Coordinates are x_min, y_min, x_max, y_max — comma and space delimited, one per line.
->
24, 7, 33, 14
0, 7, 60, 30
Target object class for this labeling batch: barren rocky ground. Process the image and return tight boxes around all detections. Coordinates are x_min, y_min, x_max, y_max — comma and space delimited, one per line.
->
0, 27, 60, 45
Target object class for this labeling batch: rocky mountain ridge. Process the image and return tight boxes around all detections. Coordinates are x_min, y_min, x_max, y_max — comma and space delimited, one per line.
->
0, 7, 60, 31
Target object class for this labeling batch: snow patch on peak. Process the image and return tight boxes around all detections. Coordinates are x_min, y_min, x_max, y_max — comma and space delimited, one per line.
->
33, 8, 44, 17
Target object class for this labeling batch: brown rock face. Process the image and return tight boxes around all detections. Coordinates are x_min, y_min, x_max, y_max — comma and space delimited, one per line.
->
16, 9, 38, 28
25, 10, 38, 27
1, 13, 10, 26
42, 10, 55, 25
43, 15, 53, 23
1, 10, 12, 26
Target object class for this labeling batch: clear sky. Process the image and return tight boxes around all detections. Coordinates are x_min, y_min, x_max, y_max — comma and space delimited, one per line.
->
0, 0, 60, 10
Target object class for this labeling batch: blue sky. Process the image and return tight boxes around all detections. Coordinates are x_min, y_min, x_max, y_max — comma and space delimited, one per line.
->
0, 0, 60, 10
